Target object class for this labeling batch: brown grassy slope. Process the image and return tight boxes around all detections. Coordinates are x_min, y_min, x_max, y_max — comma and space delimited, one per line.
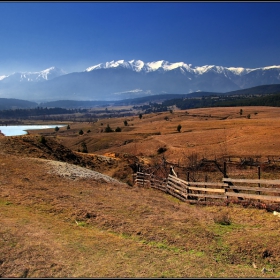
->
1, 106, 280, 277
1, 152, 280, 278
0, 134, 138, 185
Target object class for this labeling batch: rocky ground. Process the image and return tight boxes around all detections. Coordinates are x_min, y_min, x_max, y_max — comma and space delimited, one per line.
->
42, 158, 125, 185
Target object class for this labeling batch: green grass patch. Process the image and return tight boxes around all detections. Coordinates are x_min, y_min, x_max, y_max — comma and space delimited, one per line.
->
188, 249, 205, 257
75, 220, 88, 227
5, 201, 13, 205
0, 199, 13, 206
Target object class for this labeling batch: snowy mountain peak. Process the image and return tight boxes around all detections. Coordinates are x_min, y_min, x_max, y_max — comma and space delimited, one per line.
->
0, 75, 7, 81
34, 66, 67, 81
1, 67, 67, 82
85, 60, 195, 73
261, 65, 280, 70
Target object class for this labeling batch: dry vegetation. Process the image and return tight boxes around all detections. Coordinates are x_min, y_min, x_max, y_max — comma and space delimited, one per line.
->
1, 106, 280, 277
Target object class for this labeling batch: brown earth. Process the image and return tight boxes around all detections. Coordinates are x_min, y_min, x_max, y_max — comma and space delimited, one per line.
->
1, 106, 280, 277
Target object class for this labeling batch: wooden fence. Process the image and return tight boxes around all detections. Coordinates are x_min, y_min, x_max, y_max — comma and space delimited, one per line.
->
133, 172, 280, 204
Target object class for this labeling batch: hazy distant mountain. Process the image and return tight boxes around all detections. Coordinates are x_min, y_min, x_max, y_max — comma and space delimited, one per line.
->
0, 98, 38, 110
2, 84, 280, 110
1, 60, 280, 102
225, 84, 280, 96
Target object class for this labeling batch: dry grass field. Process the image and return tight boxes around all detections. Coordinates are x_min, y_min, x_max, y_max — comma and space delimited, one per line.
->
1, 106, 280, 277
52, 106, 280, 161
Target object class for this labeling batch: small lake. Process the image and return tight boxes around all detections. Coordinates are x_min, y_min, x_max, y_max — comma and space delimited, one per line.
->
0, 125, 66, 136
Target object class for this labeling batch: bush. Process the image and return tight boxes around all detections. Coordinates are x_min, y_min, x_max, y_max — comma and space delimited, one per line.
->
177, 124, 182, 132
39, 135, 46, 144
157, 147, 167, 154
213, 212, 231, 225
115, 127, 122, 132
79, 129, 84, 135
81, 142, 88, 153
105, 124, 113, 133
54, 126, 59, 132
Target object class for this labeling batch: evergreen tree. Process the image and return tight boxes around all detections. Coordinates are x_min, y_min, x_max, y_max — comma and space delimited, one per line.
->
177, 124, 182, 133
105, 124, 113, 132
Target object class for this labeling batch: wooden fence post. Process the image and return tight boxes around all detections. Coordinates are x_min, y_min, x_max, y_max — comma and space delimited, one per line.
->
186, 171, 190, 199
258, 166, 261, 197
205, 175, 207, 201
223, 161, 230, 200
223, 161, 227, 178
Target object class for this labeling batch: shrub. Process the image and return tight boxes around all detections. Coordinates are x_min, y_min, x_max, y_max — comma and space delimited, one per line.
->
39, 135, 47, 144
79, 129, 84, 135
54, 126, 59, 132
105, 124, 113, 133
115, 127, 122, 132
213, 212, 231, 225
177, 124, 182, 132
67, 124, 70, 129
81, 141, 88, 153
157, 147, 167, 154
124, 120, 128, 126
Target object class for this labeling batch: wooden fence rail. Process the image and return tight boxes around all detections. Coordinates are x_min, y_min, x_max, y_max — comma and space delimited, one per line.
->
134, 172, 280, 204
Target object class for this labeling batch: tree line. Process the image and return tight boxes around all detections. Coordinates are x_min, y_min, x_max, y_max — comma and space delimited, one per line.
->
161, 92, 280, 110
0, 107, 86, 118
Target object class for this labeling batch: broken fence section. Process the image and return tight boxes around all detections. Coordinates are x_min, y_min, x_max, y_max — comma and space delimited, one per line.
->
134, 172, 280, 204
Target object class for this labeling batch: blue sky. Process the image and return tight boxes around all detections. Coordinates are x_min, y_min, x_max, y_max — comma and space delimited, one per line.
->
1, 1, 280, 75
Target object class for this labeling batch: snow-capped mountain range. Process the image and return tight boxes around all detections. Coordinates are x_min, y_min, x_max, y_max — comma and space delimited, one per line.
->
85, 59, 257, 75
1, 60, 280, 102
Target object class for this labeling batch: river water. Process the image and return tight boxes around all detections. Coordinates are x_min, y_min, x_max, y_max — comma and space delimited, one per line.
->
0, 125, 66, 136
